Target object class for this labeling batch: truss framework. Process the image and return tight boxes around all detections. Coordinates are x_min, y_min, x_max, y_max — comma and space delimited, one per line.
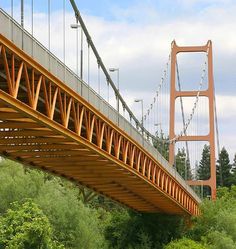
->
0, 34, 199, 215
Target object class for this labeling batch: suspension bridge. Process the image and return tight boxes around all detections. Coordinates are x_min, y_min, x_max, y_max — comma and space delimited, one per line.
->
0, 1, 219, 216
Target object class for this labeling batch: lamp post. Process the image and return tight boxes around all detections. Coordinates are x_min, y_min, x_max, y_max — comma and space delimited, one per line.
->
70, 23, 79, 92
109, 68, 120, 113
154, 123, 163, 156
70, 22, 83, 81
134, 99, 144, 137
21, 0, 24, 28
70, 23, 79, 76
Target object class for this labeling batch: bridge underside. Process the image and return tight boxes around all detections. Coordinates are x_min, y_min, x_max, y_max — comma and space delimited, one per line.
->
0, 34, 199, 216
0, 99, 183, 214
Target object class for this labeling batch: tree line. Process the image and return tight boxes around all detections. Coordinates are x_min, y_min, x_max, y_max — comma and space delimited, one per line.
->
0, 141, 235, 248
0, 159, 186, 248
154, 132, 236, 196
175, 144, 236, 197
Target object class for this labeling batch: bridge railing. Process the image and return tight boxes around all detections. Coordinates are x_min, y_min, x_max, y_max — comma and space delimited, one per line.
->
0, 8, 201, 203
0, 1, 158, 143
0, 8, 148, 147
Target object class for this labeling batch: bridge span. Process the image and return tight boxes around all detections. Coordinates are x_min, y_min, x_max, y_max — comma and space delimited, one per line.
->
0, 8, 200, 216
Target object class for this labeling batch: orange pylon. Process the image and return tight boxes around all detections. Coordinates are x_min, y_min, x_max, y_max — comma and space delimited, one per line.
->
169, 40, 216, 200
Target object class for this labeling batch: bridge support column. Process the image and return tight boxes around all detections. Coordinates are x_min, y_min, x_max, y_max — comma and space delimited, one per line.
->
169, 40, 216, 200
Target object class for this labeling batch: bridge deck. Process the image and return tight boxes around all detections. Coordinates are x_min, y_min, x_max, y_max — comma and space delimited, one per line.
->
0, 10, 200, 216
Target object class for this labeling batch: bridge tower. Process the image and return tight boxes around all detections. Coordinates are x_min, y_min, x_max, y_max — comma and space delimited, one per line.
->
169, 40, 216, 200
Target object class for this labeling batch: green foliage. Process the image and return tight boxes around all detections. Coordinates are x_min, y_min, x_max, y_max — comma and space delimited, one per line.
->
189, 186, 236, 249
0, 159, 108, 249
204, 231, 236, 249
217, 147, 232, 187
3, 157, 236, 249
0, 200, 64, 249
231, 154, 236, 173
163, 186, 236, 249
164, 237, 207, 249
197, 145, 211, 197
153, 131, 169, 161
197, 144, 210, 181
105, 210, 185, 249
217, 186, 231, 198
175, 147, 192, 180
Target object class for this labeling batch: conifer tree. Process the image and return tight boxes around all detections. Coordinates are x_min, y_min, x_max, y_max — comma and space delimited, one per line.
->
197, 144, 210, 181
175, 148, 192, 180
153, 130, 169, 161
231, 154, 236, 173
217, 147, 231, 187
231, 154, 236, 185
197, 145, 211, 197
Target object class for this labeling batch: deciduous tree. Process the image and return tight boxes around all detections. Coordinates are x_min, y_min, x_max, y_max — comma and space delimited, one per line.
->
0, 200, 64, 249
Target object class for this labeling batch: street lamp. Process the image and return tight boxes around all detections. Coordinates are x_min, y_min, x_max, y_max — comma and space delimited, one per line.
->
109, 68, 120, 113
70, 22, 83, 81
70, 23, 79, 78
134, 99, 144, 137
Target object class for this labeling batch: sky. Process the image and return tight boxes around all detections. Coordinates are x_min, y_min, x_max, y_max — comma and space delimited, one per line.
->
1, 0, 236, 164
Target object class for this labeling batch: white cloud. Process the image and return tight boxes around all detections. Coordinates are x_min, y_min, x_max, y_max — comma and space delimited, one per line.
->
216, 95, 236, 119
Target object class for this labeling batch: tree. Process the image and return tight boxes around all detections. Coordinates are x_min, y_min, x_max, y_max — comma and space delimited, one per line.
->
197, 145, 210, 180
153, 130, 169, 161
189, 187, 236, 249
105, 210, 185, 249
175, 147, 192, 180
0, 159, 109, 249
164, 238, 207, 249
217, 147, 231, 187
0, 200, 64, 249
197, 145, 211, 197
232, 154, 236, 173
205, 231, 236, 249
230, 154, 236, 185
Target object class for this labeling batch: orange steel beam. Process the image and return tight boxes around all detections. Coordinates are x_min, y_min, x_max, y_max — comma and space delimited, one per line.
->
0, 34, 200, 215
175, 90, 209, 97
169, 40, 216, 200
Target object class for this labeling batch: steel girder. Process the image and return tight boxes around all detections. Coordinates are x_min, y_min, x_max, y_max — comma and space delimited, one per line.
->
0, 34, 200, 215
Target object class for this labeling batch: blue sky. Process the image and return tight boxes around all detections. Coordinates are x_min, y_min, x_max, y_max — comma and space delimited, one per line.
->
72, 0, 232, 23
1, 0, 236, 161
4, 0, 231, 22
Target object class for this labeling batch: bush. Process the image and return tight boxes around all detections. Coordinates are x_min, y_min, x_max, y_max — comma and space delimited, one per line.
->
189, 186, 236, 248
105, 210, 185, 249
164, 238, 207, 249
0, 200, 64, 249
0, 159, 109, 249
204, 231, 236, 249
